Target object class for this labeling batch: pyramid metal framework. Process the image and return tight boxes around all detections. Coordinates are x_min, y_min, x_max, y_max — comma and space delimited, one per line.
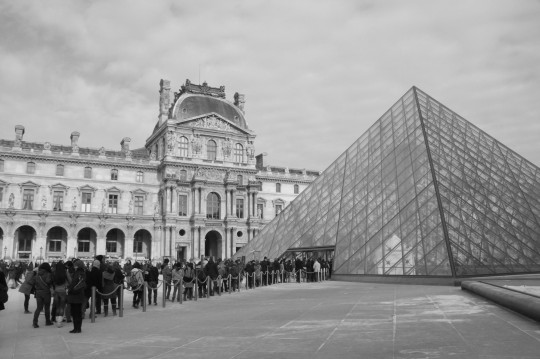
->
236, 87, 540, 278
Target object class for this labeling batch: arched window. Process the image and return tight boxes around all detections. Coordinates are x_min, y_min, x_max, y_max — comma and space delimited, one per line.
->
179, 136, 189, 157
56, 164, 64, 176
207, 140, 217, 160
294, 184, 299, 194
206, 192, 221, 219
111, 169, 118, 180
234, 143, 243, 163
276, 183, 281, 193
136, 171, 144, 183
27, 162, 36, 174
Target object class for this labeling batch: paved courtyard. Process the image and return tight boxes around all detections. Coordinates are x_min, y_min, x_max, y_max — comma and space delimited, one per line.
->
1, 280, 540, 359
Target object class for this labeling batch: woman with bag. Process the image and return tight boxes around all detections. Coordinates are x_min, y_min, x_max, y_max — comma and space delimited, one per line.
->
18, 266, 36, 313
32, 262, 54, 328
67, 260, 87, 333
52, 261, 70, 327
101, 264, 117, 316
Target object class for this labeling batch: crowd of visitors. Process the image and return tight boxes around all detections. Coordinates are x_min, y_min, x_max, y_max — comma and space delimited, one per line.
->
0, 255, 332, 334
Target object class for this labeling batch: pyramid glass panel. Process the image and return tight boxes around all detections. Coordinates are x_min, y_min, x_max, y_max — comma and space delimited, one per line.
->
236, 87, 540, 280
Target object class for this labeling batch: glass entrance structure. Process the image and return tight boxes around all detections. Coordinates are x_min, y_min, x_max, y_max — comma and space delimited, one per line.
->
235, 87, 540, 281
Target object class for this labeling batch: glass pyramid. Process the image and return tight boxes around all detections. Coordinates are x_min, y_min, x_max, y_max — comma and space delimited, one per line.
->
237, 87, 540, 278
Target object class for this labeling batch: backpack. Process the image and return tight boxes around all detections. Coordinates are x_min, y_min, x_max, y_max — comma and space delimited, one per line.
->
129, 271, 140, 289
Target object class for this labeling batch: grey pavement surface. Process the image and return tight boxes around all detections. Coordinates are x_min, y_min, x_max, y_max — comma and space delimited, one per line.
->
1, 280, 540, 359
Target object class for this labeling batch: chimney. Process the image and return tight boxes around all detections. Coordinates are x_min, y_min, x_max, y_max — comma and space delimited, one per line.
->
70, 131, 80, 155
121, 137, 132, 161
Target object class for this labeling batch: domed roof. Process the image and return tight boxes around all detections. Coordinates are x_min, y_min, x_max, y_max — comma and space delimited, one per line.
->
174, 94, 247, 129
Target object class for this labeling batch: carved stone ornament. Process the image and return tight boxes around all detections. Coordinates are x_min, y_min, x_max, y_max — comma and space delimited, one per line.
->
191, 135, 202, 154
43, 142, 51, 151
196, 167, 224, 182
8, 193, 15, 209
246, 141, 255, 160
190, 115, 232, 132
99, 147, 106, 156
149, 150, 156, 161
71, 196, 77, 211
222, 138, 232, 157
166, 132, 175, 154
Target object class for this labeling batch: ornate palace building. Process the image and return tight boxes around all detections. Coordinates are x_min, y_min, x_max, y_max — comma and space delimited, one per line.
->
0, 79, 319, 263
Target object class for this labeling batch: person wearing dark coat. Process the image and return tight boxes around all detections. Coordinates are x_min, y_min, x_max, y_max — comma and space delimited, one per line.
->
204, 257, 219, 295
18, 267, 36, 313
67, 260, 87, 333
101, 264, 117, 316
0, 271, 7, 311
32, 262, 54, 328
145, 263, 159, 305
87, 260, 103, 314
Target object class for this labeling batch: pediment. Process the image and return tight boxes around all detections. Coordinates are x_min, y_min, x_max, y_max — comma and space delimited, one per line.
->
19, 180, 40, 190
175, 113, 251, 135
131, 188, 149, 200
78, 184, 98, 195
0, 179, 9, 187
49, 183, 69, 194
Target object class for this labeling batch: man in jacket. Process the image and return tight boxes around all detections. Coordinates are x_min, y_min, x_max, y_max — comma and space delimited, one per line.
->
146, 262, 159, 305
204, 257, 219, 295
32, 262, 54, 328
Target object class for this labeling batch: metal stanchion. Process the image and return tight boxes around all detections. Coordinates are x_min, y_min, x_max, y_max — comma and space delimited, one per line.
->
266, 271, 268, 286
162, 279, 166, 307
179, 278, 183, 304
228, 275, 232, 294
194, 278, 198, 301
119, 284, 124, 317
142, 282, 147, 312
281, 270, 284, 284
245, 274, 248, 290
271, 270, 274, 284
91, 286, 96, 323
206, 276, 210, 299
217, 277, 221, 296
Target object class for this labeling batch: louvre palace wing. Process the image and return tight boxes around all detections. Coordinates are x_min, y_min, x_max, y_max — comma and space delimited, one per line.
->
235, 87, 540, 278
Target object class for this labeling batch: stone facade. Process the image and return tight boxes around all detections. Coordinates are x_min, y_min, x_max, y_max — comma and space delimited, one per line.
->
0, 79, 318, 263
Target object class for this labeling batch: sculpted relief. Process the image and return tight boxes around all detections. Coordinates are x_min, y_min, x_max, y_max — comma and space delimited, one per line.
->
189, 115, 233, 132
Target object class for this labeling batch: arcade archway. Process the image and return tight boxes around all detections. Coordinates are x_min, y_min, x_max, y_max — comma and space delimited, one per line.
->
205, 230, 222, 259
15, 225, 36, 260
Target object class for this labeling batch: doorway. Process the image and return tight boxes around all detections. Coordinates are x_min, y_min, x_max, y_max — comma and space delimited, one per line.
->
204, 230, 222, 259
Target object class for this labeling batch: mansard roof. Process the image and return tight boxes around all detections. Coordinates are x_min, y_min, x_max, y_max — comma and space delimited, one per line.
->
170, 80, 247, 130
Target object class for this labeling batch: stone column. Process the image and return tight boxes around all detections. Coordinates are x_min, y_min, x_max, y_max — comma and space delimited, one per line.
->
231, 189, 237, 217
66, 236, 77, 259
199, 226, 205, 259
171, 187, 176, 214
95, 237, 106, 257
230, 228, 236, 258
223, 229, 228, 259
190, 227, 195, 259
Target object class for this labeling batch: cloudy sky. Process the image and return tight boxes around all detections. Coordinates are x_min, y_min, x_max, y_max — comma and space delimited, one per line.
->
1, 0, 539, 171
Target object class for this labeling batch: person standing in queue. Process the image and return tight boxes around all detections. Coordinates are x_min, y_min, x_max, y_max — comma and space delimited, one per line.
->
67, 260, 87, 333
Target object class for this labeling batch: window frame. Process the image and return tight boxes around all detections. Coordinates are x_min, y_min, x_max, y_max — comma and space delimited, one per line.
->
236, 198, 244, 218
206, 192, 221, 219
27, 162, 36, 174
22, 189, 34, 210
276, 183, 281, 193
136, 171, 144, 183
56, 164, 64, 176
53, 190, 64, 211
294, 184, 299, 194
178, 194, 188, 216
179, 136, 189, 157
234, 143, 243, 163
134, 195, 144, 215
111, 169, 118, 181
207, 140, 217, 161
84, 167, 92, 179
108, 194, 118, 214
81, 192, 92, 212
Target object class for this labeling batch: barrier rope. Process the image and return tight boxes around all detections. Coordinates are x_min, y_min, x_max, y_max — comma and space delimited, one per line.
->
147, 280, 163, 290
95, 284, 123, 297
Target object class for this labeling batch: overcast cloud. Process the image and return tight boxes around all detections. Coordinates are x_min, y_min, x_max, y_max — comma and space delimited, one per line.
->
0, 0, 539, 171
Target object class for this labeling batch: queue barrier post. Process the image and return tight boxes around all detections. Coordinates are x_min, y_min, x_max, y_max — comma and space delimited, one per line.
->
194, 278, 198, 301
228, 275, 232, 294
245, 274, 248, 290
162, 279, 166, 307
142, 282, 147, 312
90, 286, 96, 323
266, 271, 268, 286
217, 276, 221, 296
119, 284, 124, 318
206, 276, 210, 299
178, 278, 183, 304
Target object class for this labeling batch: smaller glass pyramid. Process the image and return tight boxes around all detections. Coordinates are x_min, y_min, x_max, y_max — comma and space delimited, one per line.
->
236, 87, 540, 279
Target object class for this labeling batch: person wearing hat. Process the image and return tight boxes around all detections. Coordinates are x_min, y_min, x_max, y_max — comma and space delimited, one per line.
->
67, 260, 87, 333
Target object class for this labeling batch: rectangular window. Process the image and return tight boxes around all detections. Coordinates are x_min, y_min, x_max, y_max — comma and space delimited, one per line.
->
84, 167, 92, 179
53, 191, 64, 211
111, 169, 118, 180
133, 241, 143, 253
134, 195, 144, 215
56, 164, 64, 176
106, 240, 117, 253
108, 194, 118, 214
49, 240, 62, 252
276, 183, 281, 193
78, 240, 90, 253
236, 198, 244, 218
81, 192, 92, 212
27, 162, 36, 174
275, 204, 283, 217
0, 159, 4, 172
257, 203, 264, 219
136, 171, 144, 183
22, 189, 34, 210
178, 194, 188, 216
